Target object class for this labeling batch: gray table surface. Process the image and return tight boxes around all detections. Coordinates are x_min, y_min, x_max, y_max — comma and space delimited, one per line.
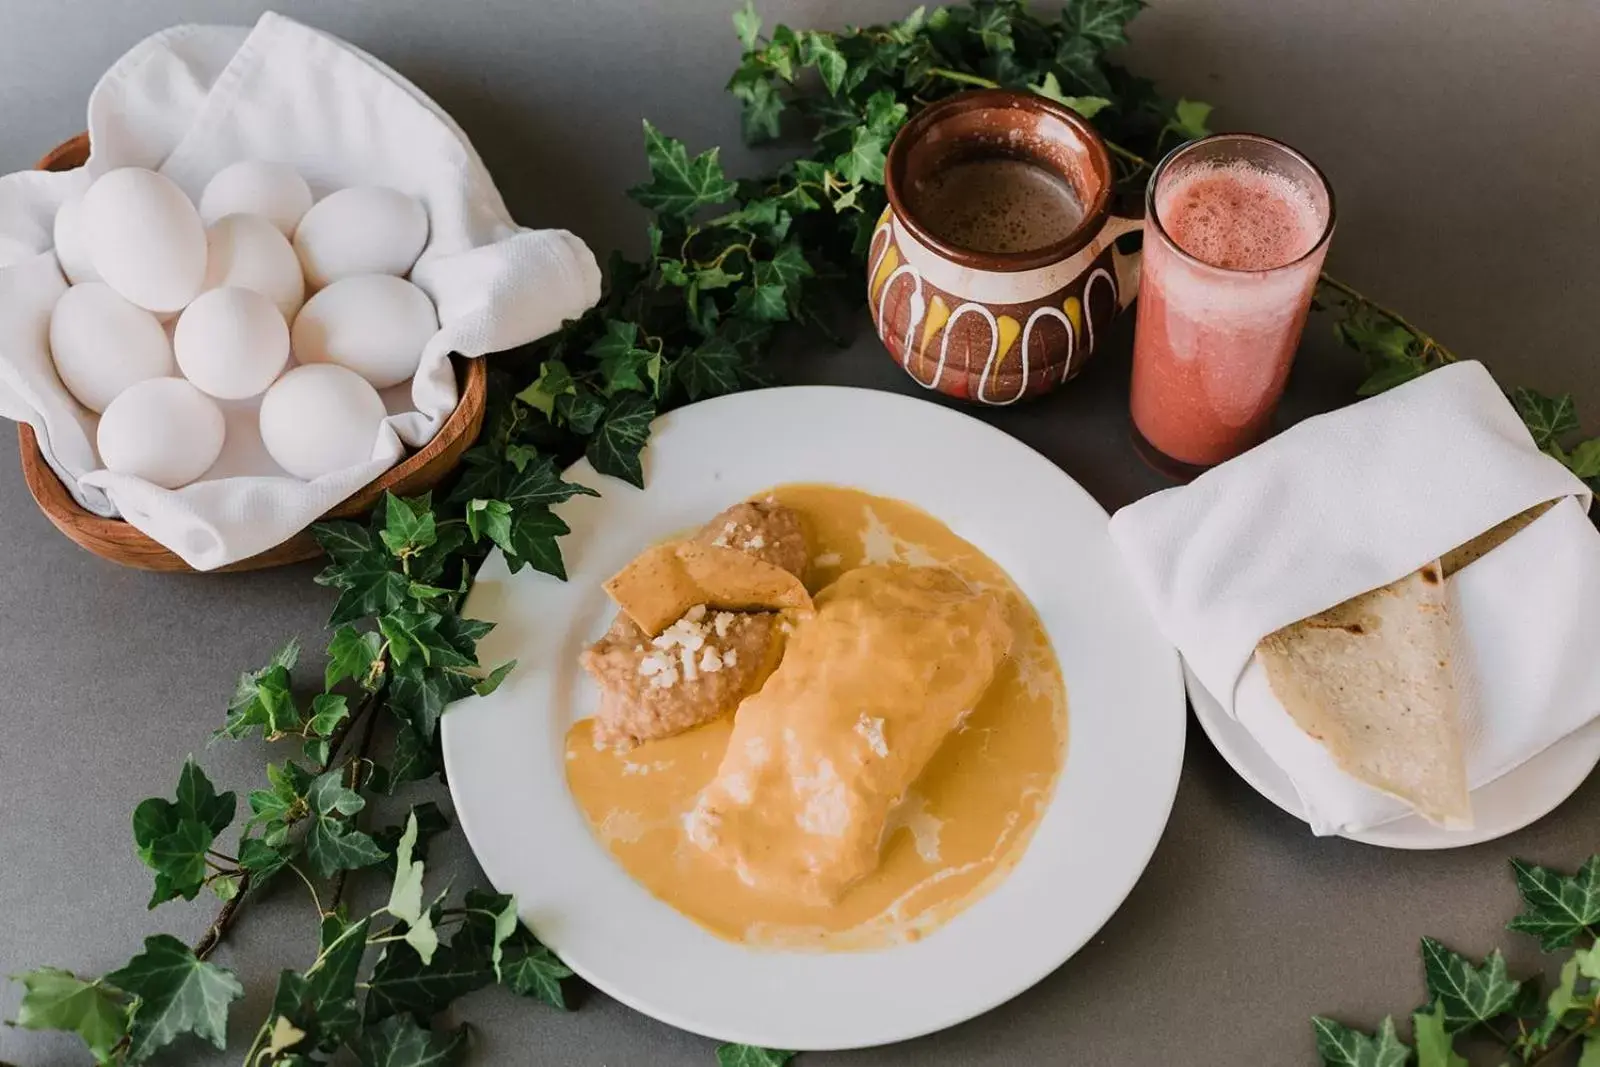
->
3, 1, 1599, 1064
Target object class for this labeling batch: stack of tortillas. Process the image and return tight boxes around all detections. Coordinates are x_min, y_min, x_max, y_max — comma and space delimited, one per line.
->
1256, 561, 1469, 828
1107, 364, 1600, 838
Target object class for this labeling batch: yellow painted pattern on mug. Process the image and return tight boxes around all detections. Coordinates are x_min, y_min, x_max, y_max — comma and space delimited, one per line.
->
877, 204, 892, 228
1063, 296, 1083, 335
871, 246, 901, 301
919, 294, 952, 359
993, 315, 1021, 369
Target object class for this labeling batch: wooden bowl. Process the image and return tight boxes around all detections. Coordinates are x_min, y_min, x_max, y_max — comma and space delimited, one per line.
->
20, 133, 487, 573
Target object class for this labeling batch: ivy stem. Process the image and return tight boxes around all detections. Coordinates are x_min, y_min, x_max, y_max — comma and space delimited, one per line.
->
327, 696, 385, 914
192, 878, 249, 963
926, 66, 1000, 89
287, 862, 324, 917
1314, 274, 1458, 365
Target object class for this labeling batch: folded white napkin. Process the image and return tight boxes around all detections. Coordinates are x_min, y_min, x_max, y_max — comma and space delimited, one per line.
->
0, 13, 601, 570
1110, 361, 1600, 834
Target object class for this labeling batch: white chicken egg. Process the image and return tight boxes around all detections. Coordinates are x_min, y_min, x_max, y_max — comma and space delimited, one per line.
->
50, 282, 175, 412
292, 186, 428, 289
174, 286, 290, 400
97, 377, 225, 489
259, 364, 388, 481
291, 274, 436, 390
202, 214, 305, 322
52, 195, 99, 283
82, 168, 207, 314
198, 161, 313, 236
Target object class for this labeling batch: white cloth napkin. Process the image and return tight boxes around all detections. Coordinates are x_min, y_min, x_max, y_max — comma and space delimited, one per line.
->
1109, 361, 1600, 834
0, 13, 601, 570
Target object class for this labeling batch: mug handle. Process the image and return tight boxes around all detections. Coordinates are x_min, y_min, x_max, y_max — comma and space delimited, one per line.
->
1098, 212, 1144, 311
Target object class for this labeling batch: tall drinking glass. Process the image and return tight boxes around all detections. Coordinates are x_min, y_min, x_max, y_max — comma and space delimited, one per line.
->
1129, 134, 1335, 470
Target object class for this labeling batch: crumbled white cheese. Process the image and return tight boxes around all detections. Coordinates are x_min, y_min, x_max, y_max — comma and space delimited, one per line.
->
713, 612, 735, 638
637, 653, 673, 677
699, 647, 724, 673
742, 534, 766, 550
710, 520, 739, 548
723, 648, 738, 667
685, 603, 707, 622
651, 615, 707, 653
778, 619, 793, 635
647, 664, 680, 689
814, 552, 842, 567
679, 646, 699, 683
744, 735, 770, 764
954, 708, 974, 732
855, 714, 889, 758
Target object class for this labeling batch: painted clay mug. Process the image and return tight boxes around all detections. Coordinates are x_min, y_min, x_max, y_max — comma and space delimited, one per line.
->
870, 89, 1141, 405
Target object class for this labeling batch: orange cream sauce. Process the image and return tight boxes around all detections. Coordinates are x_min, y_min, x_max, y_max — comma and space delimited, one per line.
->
564, 484, 1067, 950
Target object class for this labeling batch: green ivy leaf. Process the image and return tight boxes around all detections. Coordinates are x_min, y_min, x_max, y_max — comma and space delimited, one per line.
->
557, 386, 608, 435
375, 803, 450, 873
387, 721, 440, 791
325, 626, 384, 691
364, 916, 496, 1024
105, 934, 244, 1062
716, 1045, 795, 1067
1420, 937, 1521, 1034
732, 0, 761, 50
503, 506, 571, 579
1528, 955, 1581, 1048
270, 915, 370, 1053
499, 942, 573, 1010
380, 608, 444, 669
586, 392, 655, 488
132, 759, 236, 907
353, 1015, 469, 1067
589, 319, 660, 395
677, 336, 745, 400
380, 494, 438, 558
1412, 999, 1466, 1067
8, 968, 130, 1065
384, 812, 439, 965
1165, 98, 1214, 141
301, 769, 386, 879
799, 31, 847, 94
833, 125, 891, 185
1562, 438, 1600, 479
1513, 388, 1580, 452
306, 694, 349, 738
1059, 0, 1144, 49
1357, 359, 1430, 397
1582, 1032, 1600, 1067
501, 454, 598, 511
1029, 72, 1111, 118
1311, 1016, 1411, 1067
731, 65, 785, 144
465, 499, 515, 553
473, 660, 518, 697
629, 121, 738, 219
1509, 857, 1600, 950
220, 653, 300, 741
316, 548, 411, 628
515, 358, 575, 418
971, 5, 1014, 52
389, 658, 476, 744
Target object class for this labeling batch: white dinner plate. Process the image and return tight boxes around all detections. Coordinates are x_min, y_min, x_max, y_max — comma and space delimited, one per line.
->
441, 386, 1185, 1050
1186, 661, 1600, 849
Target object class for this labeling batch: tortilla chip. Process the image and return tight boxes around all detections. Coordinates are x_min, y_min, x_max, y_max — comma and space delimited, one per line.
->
1255, 561, 1471, 828
603, 541, 814, 636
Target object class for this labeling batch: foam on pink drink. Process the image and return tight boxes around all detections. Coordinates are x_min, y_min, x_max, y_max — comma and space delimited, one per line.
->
1156, 163, 1321, 272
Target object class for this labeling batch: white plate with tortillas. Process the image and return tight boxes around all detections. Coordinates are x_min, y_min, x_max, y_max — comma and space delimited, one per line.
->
1187, 664, 1600, 849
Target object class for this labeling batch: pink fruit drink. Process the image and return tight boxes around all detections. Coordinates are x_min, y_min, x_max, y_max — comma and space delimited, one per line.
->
1131, 137, 1333, 467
